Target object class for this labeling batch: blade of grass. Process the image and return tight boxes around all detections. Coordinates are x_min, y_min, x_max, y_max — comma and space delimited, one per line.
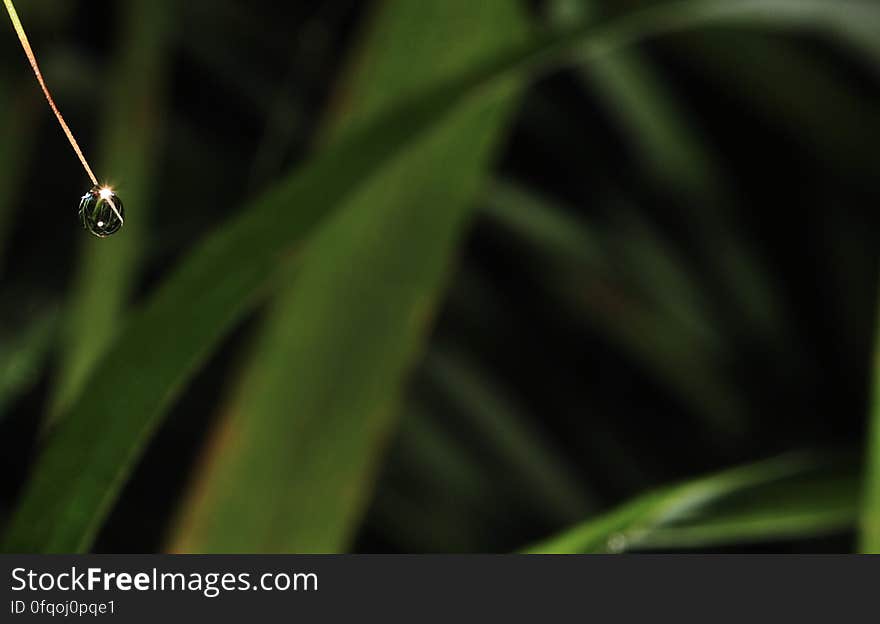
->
638, 473, 858, 550
839, 24, 880, 67
483, 181, 747, 435
366, 402, 502, 552
523, 453, 850, 553
482, 179, 607, 268
547, 3, 797, 362
548, 0, 719, 194
49, 0, 172, 419
3, 0, 878, 553
393, 402, 500, 513
169, 0, 531, 553
681, 30, 880, 182
424, 349, 593, 522
483, 181, 718, 340
860, 289, 880, 552
367, 482, 487, 553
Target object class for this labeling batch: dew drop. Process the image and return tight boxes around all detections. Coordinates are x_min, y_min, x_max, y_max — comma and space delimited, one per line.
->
606, 533, 628, 553
78, 186, 124, 238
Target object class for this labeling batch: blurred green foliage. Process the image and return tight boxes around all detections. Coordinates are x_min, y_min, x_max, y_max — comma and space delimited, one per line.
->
0, 0, 879, 553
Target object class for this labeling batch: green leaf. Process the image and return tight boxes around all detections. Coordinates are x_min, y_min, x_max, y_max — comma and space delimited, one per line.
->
550, 1, 792, 353
861, 292, 880, 553
548, 0, 720, 195
342, 401, 502, 553
637, 472, 858, 550
483, 181, 747, 436
169, 0, 530, 553
423, 349, 593, 523
523, 454, 856, 553
4, 0, 878, 553
681, 30, 880, 182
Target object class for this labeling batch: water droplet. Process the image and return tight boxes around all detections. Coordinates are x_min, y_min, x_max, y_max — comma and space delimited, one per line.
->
606, 532, 628, 553
78, 186, 124, 237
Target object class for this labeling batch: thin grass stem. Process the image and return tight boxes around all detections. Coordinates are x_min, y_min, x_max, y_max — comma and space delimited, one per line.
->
3, 0, 98, 186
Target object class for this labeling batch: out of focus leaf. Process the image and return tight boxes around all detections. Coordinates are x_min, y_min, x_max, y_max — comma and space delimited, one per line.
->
555, 0, 794, 354
861, 292, 880, 553
683, 31, 880, 181
550, 0, 719, 194
482, 180, 607, 268
483, 181, 746, 435
169, 0, 530, 553
393, 402, 499, 513
366, 403, 502, 552
637, 473, 857, 550
3, 0, 878, 553
424, 350, 592, 522
524, 454, 854, 553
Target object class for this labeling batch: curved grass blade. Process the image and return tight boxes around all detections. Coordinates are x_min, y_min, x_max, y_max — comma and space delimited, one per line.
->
550, 1, 791, 357
424, 350, 593, 523
548, 0, 719, 194
682, 31, 880, 182
3, 0, 878, 553
522, 454, 852, 553
483, 181, 746, 436
860, 290, 880, 553
638, 477, 857, 550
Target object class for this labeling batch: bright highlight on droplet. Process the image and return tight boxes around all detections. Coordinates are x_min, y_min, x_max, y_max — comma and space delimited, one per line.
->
79, 186, 125, 238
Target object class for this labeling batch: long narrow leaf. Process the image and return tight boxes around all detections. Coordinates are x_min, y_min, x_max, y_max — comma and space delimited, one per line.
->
524, 454, 852, 553
170, 0, 530, 553
861, 291, 880, 552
